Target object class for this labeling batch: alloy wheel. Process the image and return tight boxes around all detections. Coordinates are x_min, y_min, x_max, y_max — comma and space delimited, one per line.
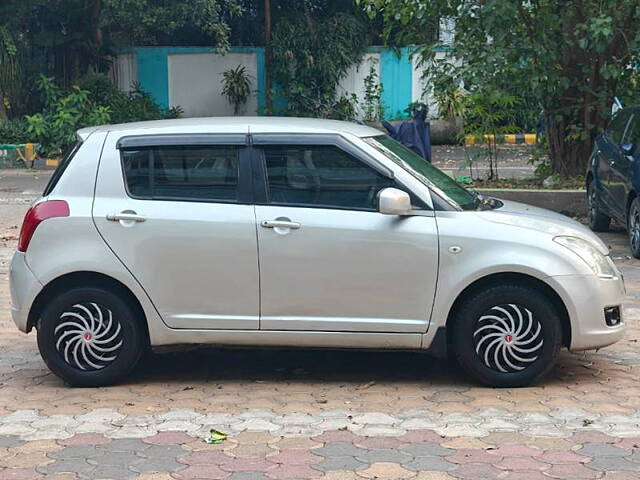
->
630, 202, 640, 254
53, 302, 123, 371
473, 304, 543, 373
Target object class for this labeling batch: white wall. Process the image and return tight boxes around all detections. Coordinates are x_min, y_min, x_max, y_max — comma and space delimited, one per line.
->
168, 52, 259, 117
109, 54, 137, 92
336, 53, 380, 118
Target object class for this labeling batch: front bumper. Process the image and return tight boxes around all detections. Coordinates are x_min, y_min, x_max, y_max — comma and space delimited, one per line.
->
546, 274, 626, 351
9, 251, 42, 333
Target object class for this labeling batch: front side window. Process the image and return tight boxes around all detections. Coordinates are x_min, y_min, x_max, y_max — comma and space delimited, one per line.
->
606, 111, 632, 145
262, 145, 395, 210
363, 135, 477, 210
121, 145, 239, 201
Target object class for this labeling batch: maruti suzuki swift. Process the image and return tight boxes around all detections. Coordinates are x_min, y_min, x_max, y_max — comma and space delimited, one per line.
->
9, 117, 626, 387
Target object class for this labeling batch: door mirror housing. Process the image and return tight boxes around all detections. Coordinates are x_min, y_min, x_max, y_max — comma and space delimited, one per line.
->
621, 142, 635, 155
378, 187, 412, 215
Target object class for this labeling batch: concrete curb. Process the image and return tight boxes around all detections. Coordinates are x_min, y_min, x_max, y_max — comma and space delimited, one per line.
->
465, 134, 537, 146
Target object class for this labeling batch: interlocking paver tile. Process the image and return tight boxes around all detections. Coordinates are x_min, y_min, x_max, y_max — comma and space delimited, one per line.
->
173, 464, 229, 479
357, 462, 416, 479
585, 456, 640, 472
577, 443, 631, 457
545, 462, 602, 478
266, 464, 322, 479
401, 442, 453, 457
447, 462, 502, 479
401, 456, 457, 472
312, 456, 368, 472
266, 449, 321, 465
314, 443, 367, 458
142, 432, 193, 445
0, 467, 42, 480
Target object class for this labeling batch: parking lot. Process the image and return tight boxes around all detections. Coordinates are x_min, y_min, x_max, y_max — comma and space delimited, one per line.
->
0, 171, 639, 479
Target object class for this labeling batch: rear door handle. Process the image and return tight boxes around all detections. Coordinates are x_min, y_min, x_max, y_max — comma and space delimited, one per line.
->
106, 212, 146, 223
260, 220, 301, 230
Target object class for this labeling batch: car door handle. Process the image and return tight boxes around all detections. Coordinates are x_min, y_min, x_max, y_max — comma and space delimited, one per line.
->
106, 212, 146, 222
260, 220, 301, 230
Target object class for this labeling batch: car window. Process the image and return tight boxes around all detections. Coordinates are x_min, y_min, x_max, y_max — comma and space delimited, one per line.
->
121, 145, 239, 201
622, 114, 640, 151
43, 142, 82, 196
262, 145, 395, 210
606, 110, 632, 145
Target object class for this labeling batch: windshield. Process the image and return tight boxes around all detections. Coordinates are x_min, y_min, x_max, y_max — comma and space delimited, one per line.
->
363, 135, 477, 210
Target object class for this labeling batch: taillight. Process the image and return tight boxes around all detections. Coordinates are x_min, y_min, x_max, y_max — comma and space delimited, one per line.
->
18, 200, 69, 252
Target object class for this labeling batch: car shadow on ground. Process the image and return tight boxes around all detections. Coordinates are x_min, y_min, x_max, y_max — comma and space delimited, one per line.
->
119, 345, 596, 388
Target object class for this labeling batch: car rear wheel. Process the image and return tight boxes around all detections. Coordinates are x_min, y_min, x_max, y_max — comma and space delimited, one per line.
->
451, 284, 562, 388
628, 197, 640, 259
37, 286, 145, 387
587, 180, 611, 232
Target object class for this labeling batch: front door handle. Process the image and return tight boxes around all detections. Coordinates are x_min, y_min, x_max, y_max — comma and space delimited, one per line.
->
261, 220, 301, 230
106, 212, 146, 223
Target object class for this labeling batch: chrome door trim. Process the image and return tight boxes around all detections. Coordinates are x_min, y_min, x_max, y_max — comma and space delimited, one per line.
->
106, 212, 146, 222
260, 220, 301, 230
152, 328, 423, 349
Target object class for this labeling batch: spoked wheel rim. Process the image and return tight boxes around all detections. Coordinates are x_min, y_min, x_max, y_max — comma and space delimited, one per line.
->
630, 203, 640, 253
473, 304, 543, 373
588, 184, 598, 224
53, 302, 123, 371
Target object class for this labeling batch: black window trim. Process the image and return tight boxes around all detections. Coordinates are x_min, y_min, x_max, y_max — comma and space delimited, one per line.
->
250, 134, 429, 212
116, 133, 247, 149
118, 143, 253, 204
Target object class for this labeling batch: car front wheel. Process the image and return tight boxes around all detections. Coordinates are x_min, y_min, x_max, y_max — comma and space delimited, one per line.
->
451, 284, 562, 388
628, 197, 640, 259
37, 286, 145, 387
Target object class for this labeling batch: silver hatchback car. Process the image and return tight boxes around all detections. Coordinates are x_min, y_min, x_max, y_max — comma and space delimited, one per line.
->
10, 117, 625, 387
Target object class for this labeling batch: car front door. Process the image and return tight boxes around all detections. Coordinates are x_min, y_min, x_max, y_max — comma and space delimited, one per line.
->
601, 110, 633, 217
93, 133, 260, 330
610, 113, 639, 213
252, 135, 439, 333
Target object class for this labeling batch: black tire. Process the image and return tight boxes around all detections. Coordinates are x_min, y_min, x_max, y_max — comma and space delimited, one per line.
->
451, 284, 562, 388
587, 179, 611, 232
628, 197, 640, 259
37, 286, 145, 387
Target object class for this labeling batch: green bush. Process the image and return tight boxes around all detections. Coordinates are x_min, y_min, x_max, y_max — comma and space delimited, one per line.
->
25, 75, 111, 157
0, 118, 29, 144
77, 75, 182, 124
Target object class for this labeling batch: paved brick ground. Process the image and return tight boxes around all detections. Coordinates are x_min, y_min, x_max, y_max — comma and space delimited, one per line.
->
1, 182, 639, 478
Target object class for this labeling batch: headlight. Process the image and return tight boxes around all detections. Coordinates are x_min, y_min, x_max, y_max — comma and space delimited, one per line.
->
553, 236, 617, 279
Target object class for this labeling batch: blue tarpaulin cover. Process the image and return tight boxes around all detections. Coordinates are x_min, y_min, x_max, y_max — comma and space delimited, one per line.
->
381, 104, 432, 163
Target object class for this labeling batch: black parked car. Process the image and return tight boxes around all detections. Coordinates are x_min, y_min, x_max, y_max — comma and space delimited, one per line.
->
587, 106, 640, 257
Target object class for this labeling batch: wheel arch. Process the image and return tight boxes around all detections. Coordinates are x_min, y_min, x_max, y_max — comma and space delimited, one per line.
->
445, 272, 571, 348
27, 271, 149, 344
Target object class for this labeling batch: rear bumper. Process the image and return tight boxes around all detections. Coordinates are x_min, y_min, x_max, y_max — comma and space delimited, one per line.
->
546, 274, 626, 351
9, 251, 42, 333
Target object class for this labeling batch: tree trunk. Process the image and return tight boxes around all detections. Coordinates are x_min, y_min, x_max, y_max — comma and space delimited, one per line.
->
546, 113, 597, 177
264, 0, 272, 114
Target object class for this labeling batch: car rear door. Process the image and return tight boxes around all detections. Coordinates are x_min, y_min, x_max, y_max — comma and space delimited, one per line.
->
251, 134, 439, 333
93, 132, 260, 330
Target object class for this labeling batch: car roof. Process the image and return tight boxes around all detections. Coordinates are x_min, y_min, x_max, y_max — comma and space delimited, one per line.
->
77, 116, 384, 142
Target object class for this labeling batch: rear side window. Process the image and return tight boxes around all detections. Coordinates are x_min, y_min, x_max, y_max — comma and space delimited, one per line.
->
121, 145, 239, 202
262, 145, 395, 210
43, 142, 81, 196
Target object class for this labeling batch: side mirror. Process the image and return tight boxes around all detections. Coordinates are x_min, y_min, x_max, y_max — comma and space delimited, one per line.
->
621, 142, 635, 155
378, 187, 412, 215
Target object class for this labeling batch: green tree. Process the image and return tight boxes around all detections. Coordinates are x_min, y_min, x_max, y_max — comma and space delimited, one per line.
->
359, 0, 640, 177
